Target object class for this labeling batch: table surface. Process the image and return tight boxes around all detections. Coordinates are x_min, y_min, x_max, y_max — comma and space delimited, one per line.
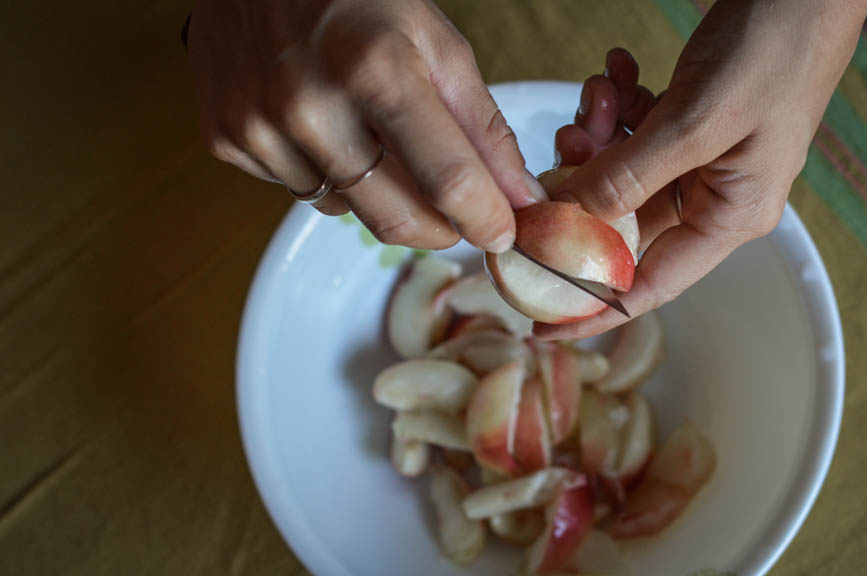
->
1, 1, 865, 574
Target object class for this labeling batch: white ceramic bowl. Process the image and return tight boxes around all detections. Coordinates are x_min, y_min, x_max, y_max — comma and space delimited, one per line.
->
237, 82, 844, 576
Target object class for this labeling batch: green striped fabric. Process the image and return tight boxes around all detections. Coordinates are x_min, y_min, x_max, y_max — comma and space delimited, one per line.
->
653, 0, 867, 245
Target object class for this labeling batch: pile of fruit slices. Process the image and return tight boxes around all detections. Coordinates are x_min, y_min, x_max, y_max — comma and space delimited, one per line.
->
374, 254, 716, 574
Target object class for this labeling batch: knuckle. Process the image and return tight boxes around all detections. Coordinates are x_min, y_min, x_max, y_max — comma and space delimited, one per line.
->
238, 113, 273, 153
736, 178, 788, 239
265, 87, 308, 138
206, 132, 240, 164
595, 161, 643, 214
357, 80, 408, 119
636, 266, 681, 310
752, 202, 785, 237
346, 34, 424, 113
430, 162, 478, 210
447, 33, 476, 68
220, 106, 263, 150
485, 109, 518, 155
370, 216, 423, 247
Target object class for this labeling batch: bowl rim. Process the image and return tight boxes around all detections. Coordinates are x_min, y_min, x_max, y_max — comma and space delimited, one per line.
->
236, 81, 845, 576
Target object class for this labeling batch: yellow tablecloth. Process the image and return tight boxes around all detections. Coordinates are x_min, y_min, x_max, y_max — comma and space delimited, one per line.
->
1, 1, 865, 574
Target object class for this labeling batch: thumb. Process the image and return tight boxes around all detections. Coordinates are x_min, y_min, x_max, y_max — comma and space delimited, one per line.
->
553, 104, 713, 220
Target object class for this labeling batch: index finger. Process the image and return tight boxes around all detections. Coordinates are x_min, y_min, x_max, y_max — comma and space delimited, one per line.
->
346, 35, 516, 253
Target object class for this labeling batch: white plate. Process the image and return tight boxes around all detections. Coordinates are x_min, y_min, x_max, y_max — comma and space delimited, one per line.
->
237, 82, 844, 576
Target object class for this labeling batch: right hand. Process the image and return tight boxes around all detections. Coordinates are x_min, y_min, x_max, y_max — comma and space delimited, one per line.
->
187, 0, 547, 252
537, 0, 863, 340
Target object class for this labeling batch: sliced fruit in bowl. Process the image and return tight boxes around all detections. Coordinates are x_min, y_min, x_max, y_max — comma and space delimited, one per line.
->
368, 231, 717, 572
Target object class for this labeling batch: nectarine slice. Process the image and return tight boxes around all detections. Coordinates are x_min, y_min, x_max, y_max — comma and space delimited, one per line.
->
465, 360, 525, 475
536, 342, 583, 445
490, 510, 546, 545
536, 166, 640, 264
526, 478, 595, 574
607, 421, 716, 539
606, 479, 689, 539
616, 392, 655, 485
429, 464, 486, 564
387, 256, 461, 358
462, 467, 584, 519
392, 411, 471, 452
447, 272, 533, 336
373, 359, 477, 415
647, 420, 716, 494
595, 310, 664, 394
430, 330, 536, 376
513, 377, 552, 472
390, 435, 429, 477
579, 390, 625, 477
568, 345, 611, 383
486, 248, 608, 324
485, 201, 636, 324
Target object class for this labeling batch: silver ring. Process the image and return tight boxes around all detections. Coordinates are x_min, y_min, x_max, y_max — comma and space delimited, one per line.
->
675, 181, 683, 221
335, 147, 386, 191
288, 176, 332, 204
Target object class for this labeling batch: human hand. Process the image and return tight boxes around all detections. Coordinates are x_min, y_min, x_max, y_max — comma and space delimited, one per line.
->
187, 0, 547, 252
536, 0, 865, 340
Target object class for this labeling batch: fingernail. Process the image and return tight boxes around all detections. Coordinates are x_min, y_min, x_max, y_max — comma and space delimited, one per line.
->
553, 147, 562, 168
522, 169, 548, 203
488, 229, 515, 254
578, 84, 593, 117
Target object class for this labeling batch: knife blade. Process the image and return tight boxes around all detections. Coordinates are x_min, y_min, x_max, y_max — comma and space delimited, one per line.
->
510, 245, 630, 318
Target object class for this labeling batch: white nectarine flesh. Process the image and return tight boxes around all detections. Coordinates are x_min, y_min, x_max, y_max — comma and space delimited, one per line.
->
526, 478, 595, 574
446, 272, 533, 336
462, 467, 583, 519
373, 358, 477, 415
429, 464, 486, 564
390, 435, 429, 477
465, 360, 525, 475
392, 411, 471, 452
387, 256, 461, 358
595, 310, 664, 394
513, 377, 552, 472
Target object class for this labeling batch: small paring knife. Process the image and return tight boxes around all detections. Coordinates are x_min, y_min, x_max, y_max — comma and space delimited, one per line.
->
510, 245, 631, 318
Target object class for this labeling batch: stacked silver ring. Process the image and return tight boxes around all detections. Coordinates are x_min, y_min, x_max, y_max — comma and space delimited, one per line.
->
287, 177, 333, 204
287, 146, 386, 204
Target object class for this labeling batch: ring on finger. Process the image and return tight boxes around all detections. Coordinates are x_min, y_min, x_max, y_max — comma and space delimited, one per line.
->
288, 175, 333, 204
335, 146, 386, 191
